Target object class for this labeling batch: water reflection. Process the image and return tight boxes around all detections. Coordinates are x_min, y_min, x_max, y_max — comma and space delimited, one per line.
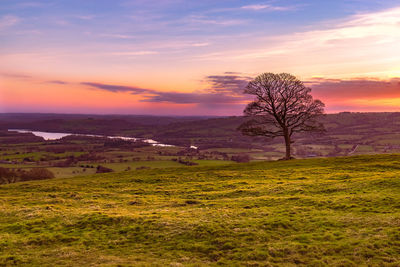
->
8, 129, 174, 147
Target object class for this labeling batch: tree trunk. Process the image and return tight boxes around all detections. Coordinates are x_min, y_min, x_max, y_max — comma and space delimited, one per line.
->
284, 132, 291, 160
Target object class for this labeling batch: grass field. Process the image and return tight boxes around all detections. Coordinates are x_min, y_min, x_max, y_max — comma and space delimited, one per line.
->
1, 154, 400, 266
46, 160, 235, 178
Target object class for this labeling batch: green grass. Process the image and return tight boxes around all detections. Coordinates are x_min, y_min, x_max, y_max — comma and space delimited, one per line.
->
103, 160, 233, 172
48, 167, 97, 178
103, 160, 182, 171
0, 160, 234, 179
0, 151, 85, 162
1, 154, 400, 266
0, 164, 35, 169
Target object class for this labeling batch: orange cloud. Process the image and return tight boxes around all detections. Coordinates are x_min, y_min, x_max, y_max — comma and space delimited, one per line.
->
308, 77, 400, 112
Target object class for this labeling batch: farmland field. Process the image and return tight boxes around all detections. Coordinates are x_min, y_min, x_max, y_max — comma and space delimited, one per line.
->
1, 154, 400, 266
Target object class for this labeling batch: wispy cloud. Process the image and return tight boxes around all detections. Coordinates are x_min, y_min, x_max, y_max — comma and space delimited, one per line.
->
109, 51, 159, 56
241, 4, 292, 11
0, 72, 31, 80
47, 80, 69, 85
81, 82, 150, 93
205, 72, 252, 95
0, 15, 19, 30
206, 3, 296, 14
73, 15, 96, 20
306, 76, 400, 112
54, 19, 70, 26
190, 42, 209, 47
309, 77, 400, 101
99, 33, 136, 39
15, 2, 48, 8
189, 6, 400, 79
142, 40, 211, 50
140, 92, 244, 105
240, 6, 400, 58
184, 15, 246, 26
81, 72, 252, 105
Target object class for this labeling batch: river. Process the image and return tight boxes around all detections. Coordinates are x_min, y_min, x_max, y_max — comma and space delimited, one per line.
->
8, 129, 174, 147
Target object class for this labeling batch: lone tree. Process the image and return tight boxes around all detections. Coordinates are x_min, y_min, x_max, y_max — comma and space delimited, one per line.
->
238, 73, 325, 160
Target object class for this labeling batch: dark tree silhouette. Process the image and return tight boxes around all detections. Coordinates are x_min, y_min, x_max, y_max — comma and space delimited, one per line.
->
238, 73, 325, 160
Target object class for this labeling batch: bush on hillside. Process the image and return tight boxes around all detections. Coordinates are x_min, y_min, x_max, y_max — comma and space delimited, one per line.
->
176, 158, 198, 166
0, 167, 54, 184
20, 168, 55, 181
231, 154, 251, 163
0, 167, 19, 184
96, 165, 114, 173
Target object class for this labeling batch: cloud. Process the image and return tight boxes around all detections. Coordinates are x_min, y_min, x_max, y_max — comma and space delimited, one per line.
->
81, 82, 151, 94
99, 33, 136, 39
139, 92, 244, 105
2, 73, 71, 85
143, 40, 211, 50
205, 72, 252, 94
109, 51, 159, 56
0, 72, 31, 80
192, 6, 400, 78
190, 42, 209, 47
207, 3, 295, 13
54, 19, 70, 26
81, 72, 252, 105
309, 77, 400, 101
0, 15, 19, 30
248, 7, 400, 58
241, 4, 292, 11
184, 15, 246, 26
74, 15, 96, 20
47, 80, 69, 85
14, 2, 47, 8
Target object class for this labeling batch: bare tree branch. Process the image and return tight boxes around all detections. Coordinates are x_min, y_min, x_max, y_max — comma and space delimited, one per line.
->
238, 73, 325, 160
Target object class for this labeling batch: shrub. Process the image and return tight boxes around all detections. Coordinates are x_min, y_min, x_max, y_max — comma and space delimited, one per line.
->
136, 166, 150, 170
0, 167, 19, 184
53, 157, 76, 167
96, 165, 114, 173
1, 167, 55, 184
177, 158, 198, 166
20, 168, 55, 181
231, 154, 251, 163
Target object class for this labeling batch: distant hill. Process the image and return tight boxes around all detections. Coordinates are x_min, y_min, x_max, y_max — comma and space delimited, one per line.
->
2, 112, 400, 158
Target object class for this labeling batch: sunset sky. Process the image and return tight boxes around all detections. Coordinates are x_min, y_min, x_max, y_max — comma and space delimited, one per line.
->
1, 0, 400, 115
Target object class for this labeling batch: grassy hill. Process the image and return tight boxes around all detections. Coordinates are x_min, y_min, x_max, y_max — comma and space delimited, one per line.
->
1, 154, 400, 266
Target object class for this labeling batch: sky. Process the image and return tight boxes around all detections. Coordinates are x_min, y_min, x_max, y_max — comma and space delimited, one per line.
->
1, 0, 400, 115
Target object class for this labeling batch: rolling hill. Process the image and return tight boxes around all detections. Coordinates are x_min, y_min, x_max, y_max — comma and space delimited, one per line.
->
1, 154, 400, 266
